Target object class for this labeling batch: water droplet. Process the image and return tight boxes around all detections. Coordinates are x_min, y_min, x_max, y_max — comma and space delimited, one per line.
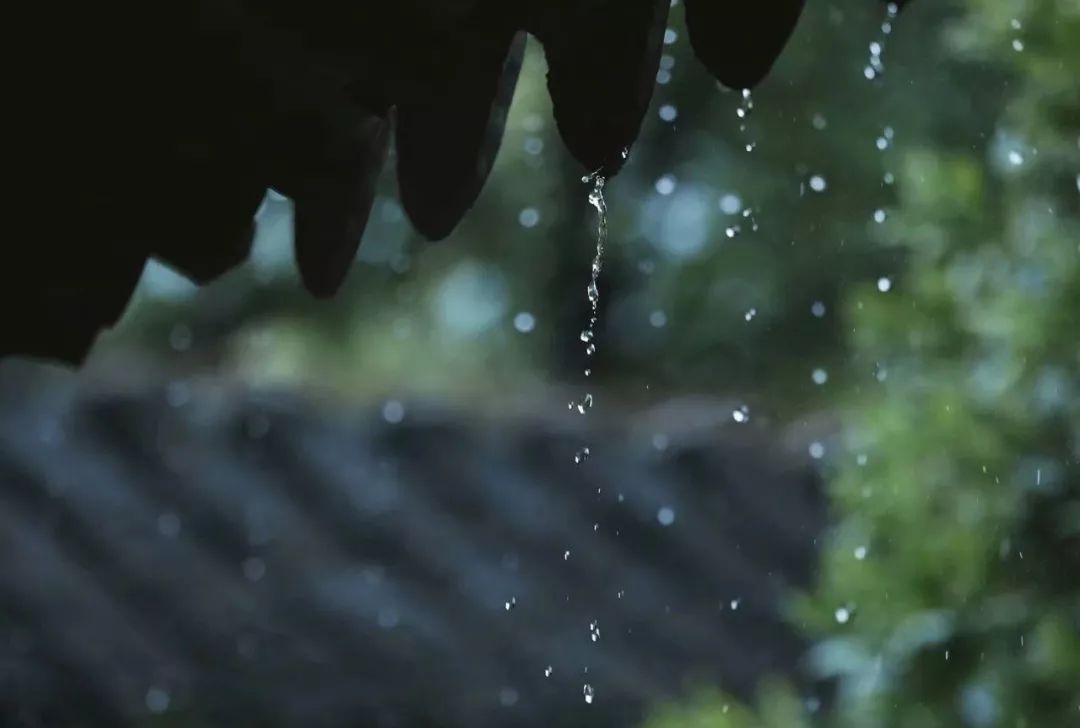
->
544, 665, 553, 677
725, 225, 740, 239
518, 207, 541, 228
883, 171, 895, 185
1012, 38, 1024, 52
382, 400, 405, 424
835, 607, 852, 624
719, 193, 743, 215
857, 453, 869, 466
146, 687, 171, 714
732, 407, 749, 423
157, 511, 182, 538
571, 394, 594, 415
514, 312, 536, 333
1008, 150, 1024, 166
564, 550, 571, 561
658, 104, 678, 122
729, 598, 741, 611
583, 684, 595, 704
657, 506, 676, 526
243, 557, 266, 582
664, 28, 678, 44
744, 307, 757, 322
809, 441, 826, 459
505, 597, 516, 611
873, 208, 888, 223
812, 368, 828, 385
169, 323, 193, 352
811, 301, 827, 318
649, 310, 667, 328
655, 174, 677, 195
877, 276, 893, 292
809, 175, 828, 192
574, 447, 591, 464
854, 545, 868, 560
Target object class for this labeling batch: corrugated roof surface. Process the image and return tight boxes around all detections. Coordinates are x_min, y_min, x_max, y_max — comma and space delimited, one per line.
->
0, 366, 827, 727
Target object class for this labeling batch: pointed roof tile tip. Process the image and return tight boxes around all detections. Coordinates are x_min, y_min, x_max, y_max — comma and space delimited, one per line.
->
531, 0, 670, 178
396, 31, 527, 242
3, 0, 924, 366
292, 116, 391, 299
683, 0, 807, 92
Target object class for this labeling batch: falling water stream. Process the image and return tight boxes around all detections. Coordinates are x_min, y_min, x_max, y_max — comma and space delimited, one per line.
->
569, 164, 615, 706
865, 2, 900, 80
569, 170, 610, 465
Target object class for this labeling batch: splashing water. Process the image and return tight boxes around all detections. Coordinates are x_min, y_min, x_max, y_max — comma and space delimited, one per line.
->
568, 170, 609, 429
864, 3, 899, 81
737, 89, 756, 152
580, 172, 608, 357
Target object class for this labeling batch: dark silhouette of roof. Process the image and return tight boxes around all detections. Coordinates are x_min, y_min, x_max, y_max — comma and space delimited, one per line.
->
3, 1, 912, 366
0, 364, 828, 727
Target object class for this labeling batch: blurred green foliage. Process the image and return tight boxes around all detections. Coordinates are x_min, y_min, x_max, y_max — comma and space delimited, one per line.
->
646, 0, 1080, 726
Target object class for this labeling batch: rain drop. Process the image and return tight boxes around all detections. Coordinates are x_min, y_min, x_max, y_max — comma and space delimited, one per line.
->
570, 393, 594, 415
382, 400, 405, 424
719, 193, 743, 214
514, 312, 536, 333
655, 174, 677, 195
518, 207, 541, 228
146, 687, 171, 715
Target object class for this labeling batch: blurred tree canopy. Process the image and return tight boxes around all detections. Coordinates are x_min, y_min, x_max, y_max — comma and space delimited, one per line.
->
646, 0, 1080, 726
